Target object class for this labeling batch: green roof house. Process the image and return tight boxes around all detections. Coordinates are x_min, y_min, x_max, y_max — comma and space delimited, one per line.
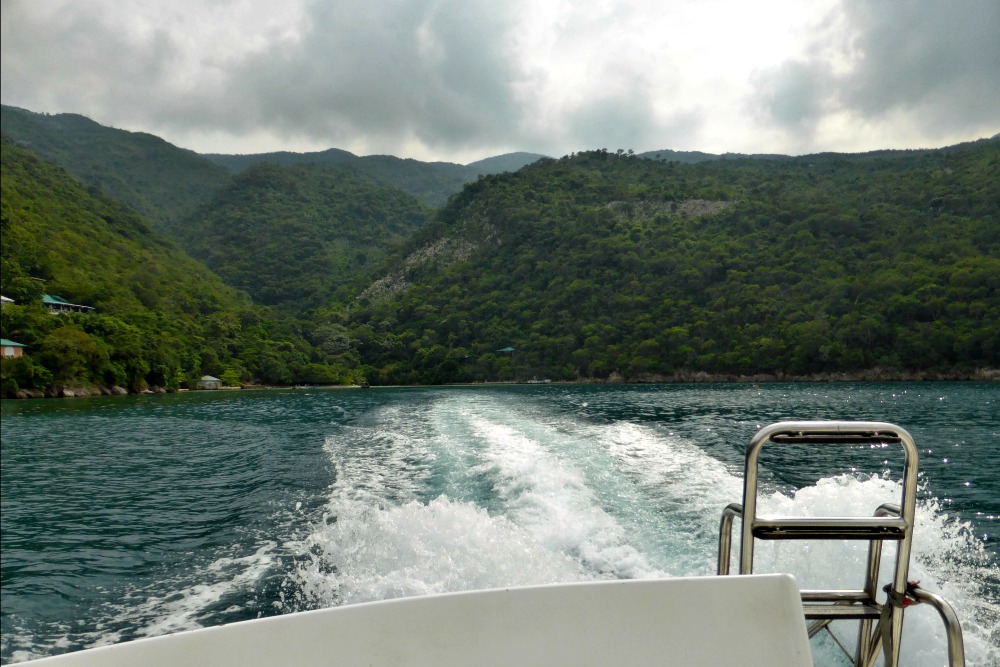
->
43, 294, 94, 314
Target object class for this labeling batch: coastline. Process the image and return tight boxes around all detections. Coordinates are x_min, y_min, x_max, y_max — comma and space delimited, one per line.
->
3, 368, 997, 400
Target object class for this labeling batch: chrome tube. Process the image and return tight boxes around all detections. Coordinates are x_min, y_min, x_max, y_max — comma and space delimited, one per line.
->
910, 587, 966, 667
857, 503, 901, 666
717, 503, 742, 575
737, 421, 920, 667
800, 590, 871, 602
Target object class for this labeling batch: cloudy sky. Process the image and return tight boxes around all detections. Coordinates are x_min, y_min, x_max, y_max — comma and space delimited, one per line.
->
2, 0, 998, 163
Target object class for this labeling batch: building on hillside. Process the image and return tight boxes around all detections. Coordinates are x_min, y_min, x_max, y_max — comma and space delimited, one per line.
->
43, 294, 95, 314
197, 375, 221, 390
1, 295, 13, 308
1, 339, 27, 358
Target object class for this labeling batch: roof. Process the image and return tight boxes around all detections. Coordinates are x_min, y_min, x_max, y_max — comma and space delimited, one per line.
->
199, 375, 221, 382
1, 295, 13, 304
42, 294, 73, 305
1, 339, 26, 347
42, 294, 95, 310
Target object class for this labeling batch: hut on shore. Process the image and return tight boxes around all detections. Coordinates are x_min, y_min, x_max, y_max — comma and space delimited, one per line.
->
196, 375, 221, 390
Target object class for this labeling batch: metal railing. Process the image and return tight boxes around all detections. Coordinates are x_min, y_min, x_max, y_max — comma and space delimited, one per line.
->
717, 421, 965, 667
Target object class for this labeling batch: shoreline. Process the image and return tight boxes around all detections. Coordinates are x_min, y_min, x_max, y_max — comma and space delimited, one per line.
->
3, 368, 997, 400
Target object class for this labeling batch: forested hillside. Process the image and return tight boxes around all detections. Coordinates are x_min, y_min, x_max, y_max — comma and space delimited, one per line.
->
0, 141, 362, 397
638, 148, 787, 163
349, 142, 1000, 384
0, 105, 230, 236
1, 105, 544, 223
465, 152, 548, 176
178, 163, 431, 313
2, 104, 996, 392
204, 149, 545, 206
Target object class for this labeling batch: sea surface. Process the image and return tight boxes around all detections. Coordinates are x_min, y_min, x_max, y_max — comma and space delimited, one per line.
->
1, 383, 997, 665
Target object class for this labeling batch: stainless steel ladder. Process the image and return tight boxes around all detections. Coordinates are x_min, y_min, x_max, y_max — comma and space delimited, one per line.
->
717, 421, 965, 667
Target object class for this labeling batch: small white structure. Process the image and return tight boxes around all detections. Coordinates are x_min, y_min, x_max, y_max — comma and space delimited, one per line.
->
1, 339, 26, 358
196, 375, 221, 390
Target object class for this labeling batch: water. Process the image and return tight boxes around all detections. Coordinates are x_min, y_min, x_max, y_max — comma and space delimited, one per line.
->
1, 383, 997, 665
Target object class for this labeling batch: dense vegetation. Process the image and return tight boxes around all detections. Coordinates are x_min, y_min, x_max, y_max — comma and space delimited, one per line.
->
348, 143, 1000, 384
178, 162, 431, 313
0, 105, 231, 236
2, 105, 997, 394
0, 141, 363, 397
204, 149, 545, 207
1, 104, 542, 225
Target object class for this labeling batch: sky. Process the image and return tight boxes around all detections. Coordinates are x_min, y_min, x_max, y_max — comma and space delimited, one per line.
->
2, 0, 998, 164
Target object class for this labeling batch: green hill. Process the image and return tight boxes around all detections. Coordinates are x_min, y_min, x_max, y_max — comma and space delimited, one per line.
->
2, 106, 548, 219
0, 141, 361, 396
4, 105, 996, 387
638, 148, 789, 163
465, 152, 548, 176
203, 147, 358, 173
206, 149, 471, 207
205, 149, 548, 206
0, 105, 231, 237
349, 142, 1000, 384
178, 162, 430, 313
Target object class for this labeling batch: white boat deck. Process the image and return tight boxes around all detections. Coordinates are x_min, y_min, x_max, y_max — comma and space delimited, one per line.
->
29, 574, 812, 666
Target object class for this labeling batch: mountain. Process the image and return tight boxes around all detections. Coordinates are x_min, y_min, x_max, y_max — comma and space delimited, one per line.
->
4, 104, 996, 387
1, 106, 550, 215
639, 148, 789, 163
348, 141, 1000, 384
204, 149, 549, 206
0, 105, 231, 237
338, 155, 473, 207
203, 147, 358, 173
638, 148, 726, 163
465, 152, 549, 175
177, 162, 430, 313
0, 141, 360, 396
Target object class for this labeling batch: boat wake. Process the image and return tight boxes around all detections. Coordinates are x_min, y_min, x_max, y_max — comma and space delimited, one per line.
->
285, 392, 998, 666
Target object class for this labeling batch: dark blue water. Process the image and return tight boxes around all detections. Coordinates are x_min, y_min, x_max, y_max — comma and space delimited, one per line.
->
1, 383, 997, 664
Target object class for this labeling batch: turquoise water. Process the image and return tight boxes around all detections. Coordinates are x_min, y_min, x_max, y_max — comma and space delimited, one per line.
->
1, 383, 997, 664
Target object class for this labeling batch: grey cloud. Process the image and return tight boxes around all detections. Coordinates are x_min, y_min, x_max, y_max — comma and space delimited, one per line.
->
569, 97, 656, 152
837, 1, 1000, 131
751, 0, 1000, 141
1, 1, 180, 122
565, 95, 702, 155
2, 0, 532, 156
216, 0, 527, 152
751, 60, 834, 133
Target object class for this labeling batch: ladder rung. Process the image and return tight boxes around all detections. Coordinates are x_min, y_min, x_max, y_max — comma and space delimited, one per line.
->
801, 589, 872, 603
772, 432, 901, 445
752, 517, 908, 540
803, 603, 882, 620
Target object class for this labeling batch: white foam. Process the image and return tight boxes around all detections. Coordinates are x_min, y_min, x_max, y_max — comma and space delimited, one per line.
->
470, 417, 666, 579
319, 402, 462, 509
291, 391, 998, 666
751, 475, 1000, 666
290, 496, 588, 608
592, 421, 746, 573
104, 543, 279, 641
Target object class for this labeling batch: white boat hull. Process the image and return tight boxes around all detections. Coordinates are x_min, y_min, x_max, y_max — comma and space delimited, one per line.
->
28, 574, 812, 666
